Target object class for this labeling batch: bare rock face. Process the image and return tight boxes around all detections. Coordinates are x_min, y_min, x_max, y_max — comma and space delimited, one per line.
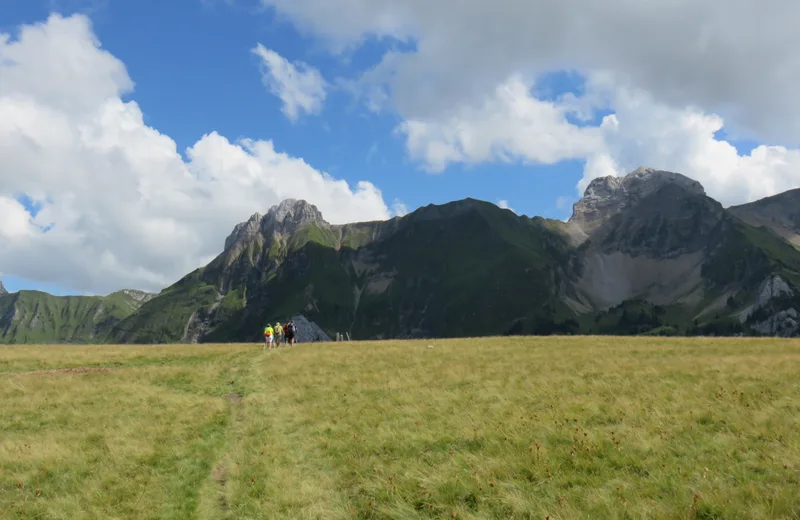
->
223, 199, 328, 251
738, 275, 800, 336
570, 167, 706, 234
121, 289, 154, 303
261, 199, 327, 236
0, 280, 7, 296
224, 212, 263, 250
751, 308, 800, 336
567, 167, 723, 311
756, 274, 793, 304
570, 175, 624, 232
739, 275, 795, 320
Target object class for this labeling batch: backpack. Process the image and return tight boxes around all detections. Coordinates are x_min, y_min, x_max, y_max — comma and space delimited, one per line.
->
287, 323, 295, 334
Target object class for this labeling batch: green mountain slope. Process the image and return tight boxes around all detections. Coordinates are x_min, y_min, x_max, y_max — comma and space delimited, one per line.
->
110, 198, 581, 343
110, 169, 800, 342
728, 189, 800, 248
7, 167, 800, 344
0, 289, 154, 344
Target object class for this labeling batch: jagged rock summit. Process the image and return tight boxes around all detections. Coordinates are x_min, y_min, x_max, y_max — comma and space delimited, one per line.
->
569, 167, 706, 234
562, 166, 732, 312
224, 212, 263, 250
0, 280, 7, 296
268, 198, 325, 225
224, 199, 327, 250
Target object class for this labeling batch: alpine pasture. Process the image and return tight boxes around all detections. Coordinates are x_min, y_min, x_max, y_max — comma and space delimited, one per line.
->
2, 337, 799, 519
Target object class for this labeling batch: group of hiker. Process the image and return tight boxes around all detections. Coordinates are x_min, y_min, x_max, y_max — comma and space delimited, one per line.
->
263, 319, 298, 350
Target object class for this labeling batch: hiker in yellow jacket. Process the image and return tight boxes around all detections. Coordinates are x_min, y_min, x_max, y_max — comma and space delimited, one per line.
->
263, 325, 274, 350
274, 322, 284, 347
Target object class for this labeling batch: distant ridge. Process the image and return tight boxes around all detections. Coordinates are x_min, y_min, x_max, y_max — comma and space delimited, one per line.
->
5, 167, 800, 343
728, 188, 800, 248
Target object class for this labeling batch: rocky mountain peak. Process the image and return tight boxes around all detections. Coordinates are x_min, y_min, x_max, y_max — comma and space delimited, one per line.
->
261, 199, 327, 234
569, 167, 706, 233
223, 199, 328, 251
0, 280, 6, 295
224, 212, 264, 250
625, 167, 705, 195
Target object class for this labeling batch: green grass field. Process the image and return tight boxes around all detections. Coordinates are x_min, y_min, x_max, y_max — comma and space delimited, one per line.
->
2, 337, 799, 519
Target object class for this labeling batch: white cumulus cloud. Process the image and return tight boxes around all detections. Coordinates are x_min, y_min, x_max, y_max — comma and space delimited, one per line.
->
251, 43, 327, 122
496, 200, 515, 213
395, 70, 800, 207
260, 0, 800, 206
0, 197, 35, 240
574, 75, 800, 206
0, 14, 389, 294
398, 75, 602, 172
391, 199, 409, 217
261, 0, 800, 144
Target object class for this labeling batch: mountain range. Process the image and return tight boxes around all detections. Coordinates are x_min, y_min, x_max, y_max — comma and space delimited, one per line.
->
2, 167, 800, 343
0, 289, 153, 343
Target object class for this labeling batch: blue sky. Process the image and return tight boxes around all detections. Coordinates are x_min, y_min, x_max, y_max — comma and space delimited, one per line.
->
2, 0, 586, 218
0, 0, 587, 294
1, 0, 797, 295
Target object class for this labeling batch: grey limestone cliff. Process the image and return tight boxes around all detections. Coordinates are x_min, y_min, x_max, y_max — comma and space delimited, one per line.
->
569, 166, 706, 236
565, 167, 718, 311
739, 275, 799, 336
224, 199, 327, 252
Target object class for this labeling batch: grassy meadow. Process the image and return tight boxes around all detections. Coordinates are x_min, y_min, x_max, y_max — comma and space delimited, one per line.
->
1, 337, 799, 519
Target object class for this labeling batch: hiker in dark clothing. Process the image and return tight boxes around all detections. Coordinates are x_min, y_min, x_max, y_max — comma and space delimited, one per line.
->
285, 319, 298, 345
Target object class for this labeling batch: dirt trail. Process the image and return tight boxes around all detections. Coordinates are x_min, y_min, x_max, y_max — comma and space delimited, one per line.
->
201, 356, 253, 519
19, 366, 118, 376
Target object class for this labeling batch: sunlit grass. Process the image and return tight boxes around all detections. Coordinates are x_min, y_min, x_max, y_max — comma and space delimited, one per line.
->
2, 337, 799, 519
